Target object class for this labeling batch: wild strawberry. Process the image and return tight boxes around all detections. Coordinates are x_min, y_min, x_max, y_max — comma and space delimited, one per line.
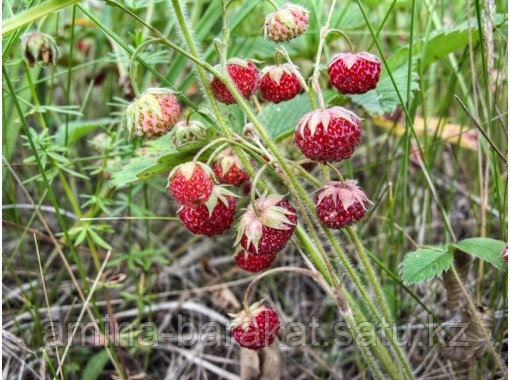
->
230, 302, 280, 350
234, 249, 277, 272
315, 180, 372, 229
210, 59, 260, 104
168, 162, 214, 207
178, 186, 236, 236
264, 4, 309, 43
126, 88, 180, 139
235, 195, 297, 255
260, 64, 302, 103
328, 52, 382, 94
21, 32, 61, 67
212, 147, 250, 186
170, 119, 208, 148
294, 107, 362, 162
502, 245, 508, 264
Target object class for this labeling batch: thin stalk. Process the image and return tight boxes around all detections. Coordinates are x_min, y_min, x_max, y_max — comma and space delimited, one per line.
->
450, 266, 507, 377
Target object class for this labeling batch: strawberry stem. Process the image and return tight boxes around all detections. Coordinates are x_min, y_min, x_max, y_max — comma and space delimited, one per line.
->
327, 28, 355, 53
326, 163, 344, 184
311, 77, 326, 111
242, 267, 330, 312
128, 38, 159, 97
264, 0, 279, 11
250, 163, 270, 218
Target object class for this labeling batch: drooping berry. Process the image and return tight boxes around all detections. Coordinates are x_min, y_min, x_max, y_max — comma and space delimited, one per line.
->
210, 59, 260, 104
230, 302, 281, 350
260, 64, 302, 103
170, 119, 208, 148
168, 162, 214, 207
178, 187, 236, 236
234, 249, 277, 272
294, 107, 362, 162
212, 147, 250, 187
235, 195, 297, 255
264, 4, 309, 43
315, 180, 372, 229
126, 88, 180, 139
21, 32, 61, 67
328, 52, 382, 94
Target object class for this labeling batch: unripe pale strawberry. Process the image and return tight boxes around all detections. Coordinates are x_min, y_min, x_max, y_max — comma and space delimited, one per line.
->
126, 88, 180, 139
212, 147, 250, 187
264, 4, 309, 42
315, 180, 372, 228
235, 195, 297, 255
210, 59, 260, 104
230, 302, 280, 350
168, 162, 214, 207
170, 119, 208, 148
260, 64, 302, 103
178, 186, 237, 236
294, 107, 362, 162
328, 52, 382, 94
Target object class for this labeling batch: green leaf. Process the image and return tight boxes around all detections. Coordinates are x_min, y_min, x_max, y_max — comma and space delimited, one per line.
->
110, 131, 216, 188
348, 64, 419, 115
81, 349, 110, 380
3, 0, 81, 35
448, 238, 507, 272
387, 14, 507, 70
55, 118, 114, 146
400, 246, 453, 284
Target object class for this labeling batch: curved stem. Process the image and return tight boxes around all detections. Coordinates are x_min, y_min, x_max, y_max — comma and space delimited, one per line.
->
193, 137, 233, 162
327, 28, 354, 53
311, 77, 326, 111
326, 163, 344, 183
242, 267, 329, 310
205, 142, 228, 167
129, 38, 159, 97
249, 162, 271, 218
264, 0, 279, 11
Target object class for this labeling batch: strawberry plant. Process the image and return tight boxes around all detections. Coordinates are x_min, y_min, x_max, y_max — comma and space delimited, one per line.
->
2, 0, 507, 379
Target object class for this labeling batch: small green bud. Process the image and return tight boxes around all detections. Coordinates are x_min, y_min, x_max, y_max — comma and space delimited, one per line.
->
21, 32, 61, 67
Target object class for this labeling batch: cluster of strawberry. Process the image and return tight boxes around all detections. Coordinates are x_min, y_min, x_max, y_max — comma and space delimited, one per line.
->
124, 2, 382, 351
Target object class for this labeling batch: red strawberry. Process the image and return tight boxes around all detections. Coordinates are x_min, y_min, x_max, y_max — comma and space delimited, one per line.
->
264, 4, 309, 42
212, 147, 251, 186
294, 107, 362, 162
168, 162, 214, 207
502, 245, 508, 264
328, 52, 382, 94
210, 59, 260, 104
235, 195, 297, 255
260, 64, 302, 103
234, 249, 277, 272
170, 119, 208, 148
315, 180, 372, 229
178, 186, 236, 236
126, 88, 180, 139
230, 302, 280, 350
